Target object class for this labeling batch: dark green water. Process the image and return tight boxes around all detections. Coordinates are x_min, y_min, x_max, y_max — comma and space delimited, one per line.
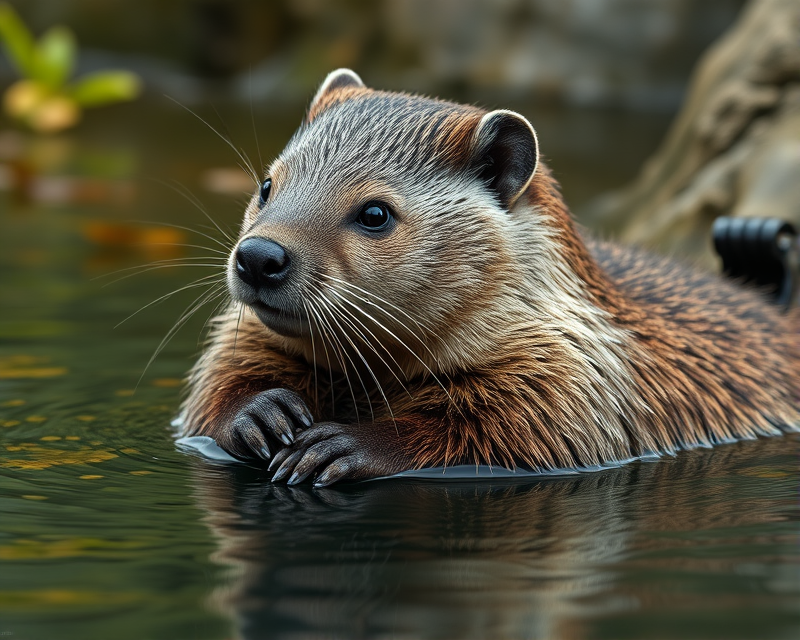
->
1, 101, 799, 640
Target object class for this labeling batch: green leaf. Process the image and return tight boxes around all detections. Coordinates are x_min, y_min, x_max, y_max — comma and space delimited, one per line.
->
69, 71, 142, 107
0, 2, 36, 76
33, 25, 75, 87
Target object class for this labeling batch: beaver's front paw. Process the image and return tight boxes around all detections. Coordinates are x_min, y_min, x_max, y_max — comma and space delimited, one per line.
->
218, 388, 313, 462
268, 422, 403, 486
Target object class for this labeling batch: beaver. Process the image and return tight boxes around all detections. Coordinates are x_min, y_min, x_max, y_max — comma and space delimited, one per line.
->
179, 68, 800, 486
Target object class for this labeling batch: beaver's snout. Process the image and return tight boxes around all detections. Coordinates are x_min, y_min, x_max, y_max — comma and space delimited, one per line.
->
235, 237, 292, 290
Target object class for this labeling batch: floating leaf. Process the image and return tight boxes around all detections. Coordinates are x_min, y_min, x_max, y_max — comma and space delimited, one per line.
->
0, 537, 146, 560
153, 378, 182, 388
0, 589, 141, 607
70, 71, 142, 107
0, 2, 35, 77
32, 25, 75, 87
1, 443, 118, 470
0, 367, 67, 379
82, 221, 184, 248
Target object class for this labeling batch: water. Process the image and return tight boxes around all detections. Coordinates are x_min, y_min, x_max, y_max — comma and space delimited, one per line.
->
1, 100, 799, 639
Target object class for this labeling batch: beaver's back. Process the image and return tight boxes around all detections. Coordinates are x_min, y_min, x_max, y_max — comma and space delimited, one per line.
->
587, 236, 799, 337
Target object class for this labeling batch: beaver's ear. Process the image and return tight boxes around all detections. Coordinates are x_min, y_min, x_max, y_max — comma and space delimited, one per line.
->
471, 109, 539, 209
307, 69, 365, 123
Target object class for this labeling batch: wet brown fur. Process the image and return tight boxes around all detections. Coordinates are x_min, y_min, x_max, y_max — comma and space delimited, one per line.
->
181, 72, 800, 478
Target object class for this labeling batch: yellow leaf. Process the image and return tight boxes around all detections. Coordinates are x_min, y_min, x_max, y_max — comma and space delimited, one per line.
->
0, 367, 67, 379
1, 443, 118, 470
153, 378, 182, 388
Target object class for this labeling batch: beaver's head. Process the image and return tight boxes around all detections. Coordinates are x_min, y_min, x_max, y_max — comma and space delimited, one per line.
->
227, 69, 539, 376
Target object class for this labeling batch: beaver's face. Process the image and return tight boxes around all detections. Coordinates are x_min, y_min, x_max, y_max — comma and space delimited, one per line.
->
227, 71, 537, 374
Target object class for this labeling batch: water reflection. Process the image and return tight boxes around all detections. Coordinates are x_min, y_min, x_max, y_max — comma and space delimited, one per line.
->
191, 437, 800, 640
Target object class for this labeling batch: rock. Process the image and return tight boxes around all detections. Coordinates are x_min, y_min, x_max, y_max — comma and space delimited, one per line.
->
584, 0, 800, 269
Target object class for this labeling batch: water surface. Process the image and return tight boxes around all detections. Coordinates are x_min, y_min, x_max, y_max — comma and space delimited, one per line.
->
1, 101, 798, 640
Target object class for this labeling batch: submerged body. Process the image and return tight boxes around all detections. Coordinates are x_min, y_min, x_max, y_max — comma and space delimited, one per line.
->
180, 69, 800, 485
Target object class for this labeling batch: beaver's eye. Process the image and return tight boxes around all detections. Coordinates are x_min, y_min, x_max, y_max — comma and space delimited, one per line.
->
259, 178, 272, 206
356, 202, 392, 231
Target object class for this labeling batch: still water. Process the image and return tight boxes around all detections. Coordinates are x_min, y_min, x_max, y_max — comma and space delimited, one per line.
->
1, 99, 799, 640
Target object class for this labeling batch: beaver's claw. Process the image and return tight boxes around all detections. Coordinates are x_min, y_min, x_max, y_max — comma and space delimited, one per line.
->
269, 422, 400, 487
219, 388, 313, 462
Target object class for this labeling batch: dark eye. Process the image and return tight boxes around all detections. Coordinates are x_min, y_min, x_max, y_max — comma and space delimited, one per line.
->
258, 178, 272, 206
356, 202, 392, 231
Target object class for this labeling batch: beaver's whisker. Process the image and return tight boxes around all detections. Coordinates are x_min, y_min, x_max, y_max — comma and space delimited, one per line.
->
328, 284, 436, 372
316, 293, 379, 423
143, 242, 229, 256
301, 297, 320, 412
138, 282, 227, 389
328, 283, 464, 419
99, 261, 227, 288
128, 220, 234, 253
341, 285, 444, 371
305, 296, 336, 416
115, 273, 226, 328
153, 178, 238, 245
311, 294, 372, 423
232, 303, 244, 359
96, 256, 226, 283
322, 285, 411, 396
166, 96, 260, 186
307, 295, 362, 425
248, 70, 264, 175
209, 102, 261, 187
198, 293, 232, 348
307, 297, 349, 420
329, 311, 397, 426
319, 290, 399, 423
324, 276, 446, 368
324, 274, 439, 337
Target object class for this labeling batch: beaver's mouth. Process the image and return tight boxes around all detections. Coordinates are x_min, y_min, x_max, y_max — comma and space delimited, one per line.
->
248, 300, 310, 338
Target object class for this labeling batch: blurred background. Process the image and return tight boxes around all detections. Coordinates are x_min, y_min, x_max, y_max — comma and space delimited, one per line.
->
0, 0, 749, 213
1, 0, 747, 106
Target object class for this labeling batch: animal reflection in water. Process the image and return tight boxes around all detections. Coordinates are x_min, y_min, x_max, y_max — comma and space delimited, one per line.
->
190, 437, 797, 640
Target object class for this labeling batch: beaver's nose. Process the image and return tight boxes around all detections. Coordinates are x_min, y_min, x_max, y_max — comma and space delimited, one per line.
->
235, 238, 291, 289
